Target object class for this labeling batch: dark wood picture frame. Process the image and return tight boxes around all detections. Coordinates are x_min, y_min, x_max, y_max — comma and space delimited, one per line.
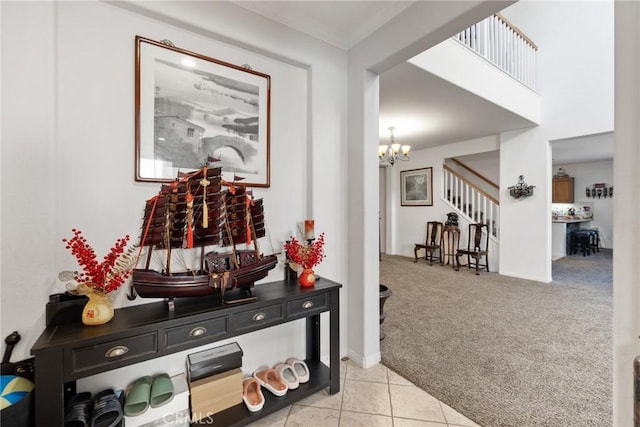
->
135, 36, 271, 186
401, 167, 433, 206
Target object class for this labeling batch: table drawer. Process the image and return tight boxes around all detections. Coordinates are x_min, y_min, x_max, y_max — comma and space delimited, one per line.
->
165, 316, 229, 349
287, 294, 328, 319
234, 304, 284, 332
71, 332, 158, 374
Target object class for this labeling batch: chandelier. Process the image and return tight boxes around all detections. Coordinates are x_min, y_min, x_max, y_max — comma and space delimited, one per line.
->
379, 127, 410, 166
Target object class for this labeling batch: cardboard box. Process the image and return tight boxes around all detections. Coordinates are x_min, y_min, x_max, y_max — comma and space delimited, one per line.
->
189, 368, 242, 422
187, 342, 243, 382
125, 373, 189, 427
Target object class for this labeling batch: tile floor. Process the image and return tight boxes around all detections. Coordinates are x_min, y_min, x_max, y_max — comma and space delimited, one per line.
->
250, 360, 481, 427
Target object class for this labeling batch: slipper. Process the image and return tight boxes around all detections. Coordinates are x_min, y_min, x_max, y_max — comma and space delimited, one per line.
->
150, 373, 174, 408
286, 358, 310, 383
274, 363, 299, 390
252, 366, 287, 397
64, 391, 92, 427
242, 377, 264, 412
124, 376, 151, 417
90, 388, 123, 427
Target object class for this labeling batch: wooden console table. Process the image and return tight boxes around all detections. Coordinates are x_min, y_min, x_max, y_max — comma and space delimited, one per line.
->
31, 278, 341, 426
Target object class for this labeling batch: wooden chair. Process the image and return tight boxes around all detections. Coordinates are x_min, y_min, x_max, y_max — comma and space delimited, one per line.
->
455, 223, 489, 275
414, 221, 443, 265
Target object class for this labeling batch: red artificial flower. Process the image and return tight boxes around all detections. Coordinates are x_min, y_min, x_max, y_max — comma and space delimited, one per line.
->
62, 229, 137, 294
284, 232, 326, 270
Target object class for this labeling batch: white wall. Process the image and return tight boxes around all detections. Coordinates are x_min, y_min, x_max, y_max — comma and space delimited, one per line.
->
383, 1, 613, 284
501, 1, 614, 140
613, 2, 640, 425
379, 168, 387, 254
1, 0, 348, 377
455, 150, 500, 184
409, 38, 541, 124
494, 0, 614, 282
554, 160, 614, 248
1, 0, 59, 357
499, 128, 552, 282
346, 0, 508, 368
385, 136, 499, 256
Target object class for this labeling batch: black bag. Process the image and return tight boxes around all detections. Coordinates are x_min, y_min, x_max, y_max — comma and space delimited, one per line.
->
1, 331, 35, 427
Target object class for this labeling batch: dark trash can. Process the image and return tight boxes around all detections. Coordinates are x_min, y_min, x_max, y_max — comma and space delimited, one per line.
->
379, 284, 393, 340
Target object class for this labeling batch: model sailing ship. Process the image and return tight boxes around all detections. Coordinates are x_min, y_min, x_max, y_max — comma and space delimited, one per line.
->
129, 164, 277, 308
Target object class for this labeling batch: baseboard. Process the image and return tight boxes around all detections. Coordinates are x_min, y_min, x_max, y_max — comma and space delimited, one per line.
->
500, 270, 551, 283
346, 348, 381, 368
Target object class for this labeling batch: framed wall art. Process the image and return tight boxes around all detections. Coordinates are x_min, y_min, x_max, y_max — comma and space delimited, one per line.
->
135, 36, 271, 186
401, 167, 433, 206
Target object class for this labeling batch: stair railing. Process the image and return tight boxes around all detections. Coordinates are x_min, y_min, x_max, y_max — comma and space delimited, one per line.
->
443, 164, 499, 239
453, 13, 537, 90
450, 158, 499, 190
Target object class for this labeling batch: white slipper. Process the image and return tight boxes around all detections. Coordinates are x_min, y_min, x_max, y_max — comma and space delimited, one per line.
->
274, 363, 299, 390
242, 377, 264, 412
252, 366, 288, 397
286, 358, 310, 383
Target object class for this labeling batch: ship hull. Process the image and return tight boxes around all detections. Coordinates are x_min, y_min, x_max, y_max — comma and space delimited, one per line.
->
132, 270, 214, 298
132, 254, 278, 299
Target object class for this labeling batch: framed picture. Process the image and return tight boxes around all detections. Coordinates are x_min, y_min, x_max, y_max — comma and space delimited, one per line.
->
135, 36, 271, 186
401, 167, 433, 206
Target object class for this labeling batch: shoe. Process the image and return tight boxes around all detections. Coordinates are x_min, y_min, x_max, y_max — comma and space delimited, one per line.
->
123, 376, 151, 417
274, 363, 299, 390
286, 358, 310, 383
64, 391, 92, 427
242, 377, 265, 412
252, 366, 287, 397
150, 373, 174, 408
90, 388, 123, 427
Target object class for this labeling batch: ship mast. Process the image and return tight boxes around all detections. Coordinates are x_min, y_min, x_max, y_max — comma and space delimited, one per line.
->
221, 196, 240, 270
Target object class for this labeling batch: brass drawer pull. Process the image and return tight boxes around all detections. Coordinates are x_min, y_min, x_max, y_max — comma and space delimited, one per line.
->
302, 301, 314, 309
190, 327, 207, 337
105, 345, 128, 358
253, 312, 266, 321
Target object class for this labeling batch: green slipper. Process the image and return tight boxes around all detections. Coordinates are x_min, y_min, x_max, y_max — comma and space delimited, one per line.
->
150, 373, 174, 408
124, 375, 151, 416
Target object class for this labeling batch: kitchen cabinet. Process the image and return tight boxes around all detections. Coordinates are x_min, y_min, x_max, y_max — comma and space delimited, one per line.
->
553, 177, 574, 203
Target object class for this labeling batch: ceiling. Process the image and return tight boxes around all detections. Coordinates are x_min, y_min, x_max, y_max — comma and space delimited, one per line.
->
232, 1, 414, 50
551, 132, 614, 166
234, 1, 613, 162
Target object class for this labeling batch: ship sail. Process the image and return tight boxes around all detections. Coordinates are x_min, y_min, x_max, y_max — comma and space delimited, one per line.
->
131, 165, 277, 306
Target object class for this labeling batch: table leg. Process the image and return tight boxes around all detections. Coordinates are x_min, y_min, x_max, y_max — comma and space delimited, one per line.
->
329, 288, 340, 394
35, 351, 64, 425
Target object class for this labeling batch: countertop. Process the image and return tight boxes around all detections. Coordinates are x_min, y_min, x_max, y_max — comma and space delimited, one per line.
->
552, 217, 592, 223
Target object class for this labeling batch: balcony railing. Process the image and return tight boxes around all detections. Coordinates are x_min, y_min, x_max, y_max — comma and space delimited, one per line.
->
453, 13, 537, 90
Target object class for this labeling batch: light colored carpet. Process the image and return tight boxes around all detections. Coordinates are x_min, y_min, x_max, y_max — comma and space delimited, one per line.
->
380, 250, 612, 427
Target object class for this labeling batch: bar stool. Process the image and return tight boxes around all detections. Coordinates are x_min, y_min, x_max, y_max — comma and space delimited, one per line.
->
570, 230, 592, 256
582, 228, 600, 253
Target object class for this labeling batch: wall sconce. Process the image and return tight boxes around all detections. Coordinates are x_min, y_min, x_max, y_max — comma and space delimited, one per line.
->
379, 127, 410, 166
508, 175, 535, 199
586, 183, 613, 198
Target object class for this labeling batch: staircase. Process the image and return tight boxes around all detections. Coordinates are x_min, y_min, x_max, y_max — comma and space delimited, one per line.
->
443, 161, 499, 239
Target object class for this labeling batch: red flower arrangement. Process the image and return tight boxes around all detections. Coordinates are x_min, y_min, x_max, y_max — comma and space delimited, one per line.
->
62, 229, 138, 294
284, 232, 326, 270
